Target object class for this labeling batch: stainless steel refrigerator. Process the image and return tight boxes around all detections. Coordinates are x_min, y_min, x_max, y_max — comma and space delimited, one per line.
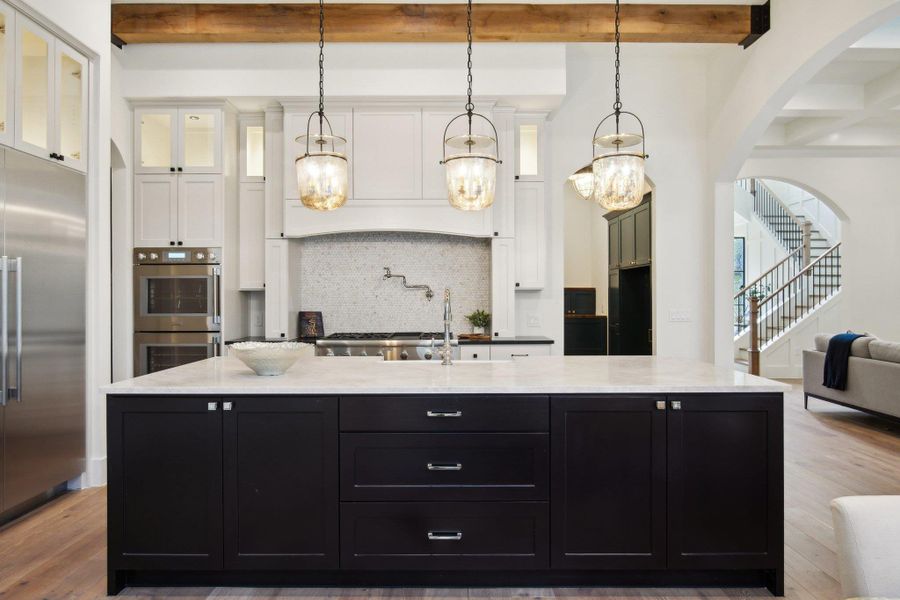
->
0, 147, 85, 520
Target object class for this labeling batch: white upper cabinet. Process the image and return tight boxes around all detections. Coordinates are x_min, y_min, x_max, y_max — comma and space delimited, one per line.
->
515, 115, 545, 182
54, 40, 87, 171
0, 2, 15, 148
177, 174, 224, 247
353, 109, 421, 200
491, 237, 516, 337
134, 174, 178, 247
135, 105, 222, 174
264, 107, 284, 238
514, 181, 546, 290
13, 14, 87, 172
239, 114, 265, 183
238, 182, 265, 289
283, 108, 352, 201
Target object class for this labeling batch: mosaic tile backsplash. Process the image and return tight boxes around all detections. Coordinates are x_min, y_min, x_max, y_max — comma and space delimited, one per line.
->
296, 232, 491, 334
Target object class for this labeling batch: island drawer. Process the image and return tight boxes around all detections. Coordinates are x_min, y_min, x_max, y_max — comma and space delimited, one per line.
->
340, 433, 549, 501
340, 501, 549, 570
340, 395, 549, 432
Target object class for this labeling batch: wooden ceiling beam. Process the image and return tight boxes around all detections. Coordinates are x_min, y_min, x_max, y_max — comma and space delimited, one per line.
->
111, 3, 763, 45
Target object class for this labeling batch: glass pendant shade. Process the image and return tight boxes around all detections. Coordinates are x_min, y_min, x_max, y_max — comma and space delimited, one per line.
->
296, 151, 348, 211
592, 153, 645, 211
444, 153, 497, 211
568, 166, 594, 200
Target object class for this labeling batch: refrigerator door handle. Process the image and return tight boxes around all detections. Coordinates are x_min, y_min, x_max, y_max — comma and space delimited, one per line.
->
212, 266, 221, 325
1, 256, 7, 406
14, 256, 22, 402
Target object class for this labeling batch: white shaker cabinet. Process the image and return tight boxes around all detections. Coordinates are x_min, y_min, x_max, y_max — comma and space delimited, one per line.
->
14, 14, 87, 171
491, 238, 516, 338
490, 344, 551, 361
264, 107, 284, 238
460, 345, 491, 361
134, 174, 178, 247
239, 182, 265, 290
135, 106, 222, 174
514, 181, 546, 291
0, 1, 14, 148
353, 109, 421, 200
264, 239, 294, 339
133, 172, 224, 247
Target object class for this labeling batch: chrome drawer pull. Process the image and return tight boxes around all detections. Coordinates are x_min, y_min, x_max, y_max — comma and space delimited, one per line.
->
427, 531, 463, 541
427, 462, 462, 471
426, 410, 462, 418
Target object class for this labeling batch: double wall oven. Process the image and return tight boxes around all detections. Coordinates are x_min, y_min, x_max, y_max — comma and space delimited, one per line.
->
133, 248, 222, 375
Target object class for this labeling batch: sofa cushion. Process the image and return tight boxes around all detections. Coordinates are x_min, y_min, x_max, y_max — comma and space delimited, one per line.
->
870, 340, 900, 364
814, 333, 875, 358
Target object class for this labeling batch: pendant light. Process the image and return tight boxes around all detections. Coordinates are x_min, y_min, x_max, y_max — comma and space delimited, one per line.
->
591, 0, 648, 211
568, 165, 594, 201
295, 0, 348, 211
440, 0, 502, 211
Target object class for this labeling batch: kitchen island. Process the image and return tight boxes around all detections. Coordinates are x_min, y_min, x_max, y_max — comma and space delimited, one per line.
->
103, 356, 788, 596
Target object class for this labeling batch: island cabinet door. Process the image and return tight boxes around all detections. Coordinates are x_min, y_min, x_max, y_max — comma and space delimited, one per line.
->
107, 396, 224, 571
550, 395, 667, 569
223, 396, 339, 570
666, 394, 783, 570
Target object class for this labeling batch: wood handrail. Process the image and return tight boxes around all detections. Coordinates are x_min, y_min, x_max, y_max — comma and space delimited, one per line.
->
760, 242, 841, 305
733, 246, 802, 300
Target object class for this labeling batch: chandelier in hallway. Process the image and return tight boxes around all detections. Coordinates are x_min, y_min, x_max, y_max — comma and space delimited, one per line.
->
590, 0, 648, 211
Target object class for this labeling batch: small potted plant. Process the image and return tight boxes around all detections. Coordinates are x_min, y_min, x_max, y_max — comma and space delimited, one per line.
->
465, 309, 491, 335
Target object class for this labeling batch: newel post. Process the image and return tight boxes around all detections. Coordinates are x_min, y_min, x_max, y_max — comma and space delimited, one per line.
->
801, 220, 813, 268
749, 296, 761, 376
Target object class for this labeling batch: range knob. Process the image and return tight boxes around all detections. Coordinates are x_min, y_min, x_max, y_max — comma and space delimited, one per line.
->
377, 350, 384, 358
208, 252, 218, 262
343, 349, 352, 357
325, 349, 334, 357
360, 350, 368, 357
400, 350, 409, 360
195, 252, 206, 261
148, 252, 159, 261
424, 351, 433, 360
137, 252, 147, 261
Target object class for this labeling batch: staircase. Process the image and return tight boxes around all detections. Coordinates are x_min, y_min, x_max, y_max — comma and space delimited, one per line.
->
734, 179, 842, 374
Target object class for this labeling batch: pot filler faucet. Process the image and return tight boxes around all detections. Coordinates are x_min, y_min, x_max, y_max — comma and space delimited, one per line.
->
439, 288, 453, 366
382, 267, 434, 301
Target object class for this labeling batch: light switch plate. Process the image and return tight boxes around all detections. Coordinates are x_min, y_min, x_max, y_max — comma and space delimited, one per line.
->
669, 310, 691, 322
527, 313, 541, 327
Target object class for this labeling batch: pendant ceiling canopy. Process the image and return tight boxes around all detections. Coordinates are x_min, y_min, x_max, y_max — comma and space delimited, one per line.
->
440, 0, 502, 212
589, 0, 649, 211
295, 0, 349, 211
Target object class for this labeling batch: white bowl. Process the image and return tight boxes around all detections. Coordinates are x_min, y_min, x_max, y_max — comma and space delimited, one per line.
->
229, 342, 312, 376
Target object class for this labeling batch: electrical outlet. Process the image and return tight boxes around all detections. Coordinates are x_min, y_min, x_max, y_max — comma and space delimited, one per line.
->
527, 313, 541, 327
668, 310, 691, 322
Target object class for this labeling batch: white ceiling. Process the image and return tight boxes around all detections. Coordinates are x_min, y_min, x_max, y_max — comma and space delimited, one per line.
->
755, 17, 900, 157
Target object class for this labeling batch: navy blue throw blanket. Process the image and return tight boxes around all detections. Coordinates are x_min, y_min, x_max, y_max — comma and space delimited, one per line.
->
823, 332, 864, 390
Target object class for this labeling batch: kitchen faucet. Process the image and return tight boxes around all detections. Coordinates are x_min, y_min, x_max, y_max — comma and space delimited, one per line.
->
439, 288, 453, 366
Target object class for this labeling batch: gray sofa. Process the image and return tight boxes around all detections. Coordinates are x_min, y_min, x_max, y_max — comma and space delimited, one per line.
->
803, 334, 900, 421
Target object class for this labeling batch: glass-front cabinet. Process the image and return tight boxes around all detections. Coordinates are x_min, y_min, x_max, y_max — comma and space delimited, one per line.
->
135, 106, 222, 174
240, 115, 265, 182
515, 115, 545, 182
0, 2, 15, 147
13, 12, 87, 172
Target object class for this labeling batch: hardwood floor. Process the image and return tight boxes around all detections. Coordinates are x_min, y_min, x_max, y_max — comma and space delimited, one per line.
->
1, 381, 897, 599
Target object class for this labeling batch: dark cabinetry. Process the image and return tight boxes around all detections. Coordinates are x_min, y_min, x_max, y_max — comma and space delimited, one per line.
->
564, 287, 596, 315
564, 315, 607, 355
607, 196, 652, 355
608, 197, 651, 270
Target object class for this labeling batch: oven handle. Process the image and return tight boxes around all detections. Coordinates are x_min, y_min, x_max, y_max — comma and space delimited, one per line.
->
213, 266, 221, 325
213, 335, 221, 357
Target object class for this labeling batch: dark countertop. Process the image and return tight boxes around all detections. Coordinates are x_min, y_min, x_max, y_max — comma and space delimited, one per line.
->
225, 336, 302, 345
458, 336, 554, 345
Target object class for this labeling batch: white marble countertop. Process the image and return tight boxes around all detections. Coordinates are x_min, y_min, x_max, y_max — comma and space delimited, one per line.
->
102, 356, 789, 395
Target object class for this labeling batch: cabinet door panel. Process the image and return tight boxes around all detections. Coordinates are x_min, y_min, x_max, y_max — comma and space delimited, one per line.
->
179, 108, 222, 173
178, 174, 224, 246
238, 182, 265, 289
353, 109, 421, 199
107, 396, 223, 571
635, 203, 651, 265
619, 212, 635, 267
14, 14, 53, 160
54, 40, 87, 172
135, 107, 178, 174
608, 270, 620, 355
0, 2, 15, 147
514, 182, 546, 290
608, 217, 620, 269
551, 396, 667, 570
134, 174, 178, 247
491, 238, 516, 337
224, 396, 338, 570
667, 394, 783, 570
264, 239, 289, 338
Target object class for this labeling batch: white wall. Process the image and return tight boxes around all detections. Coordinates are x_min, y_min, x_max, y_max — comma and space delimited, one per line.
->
563, 187, 609, 315
742, 157, 900, 343
552, 44, 715, 360
14, 0, 111, 487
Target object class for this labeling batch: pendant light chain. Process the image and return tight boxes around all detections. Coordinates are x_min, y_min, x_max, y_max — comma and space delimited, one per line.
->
318, 0, 325, 133
613, 0, 622, 132
465, 0, 474, 119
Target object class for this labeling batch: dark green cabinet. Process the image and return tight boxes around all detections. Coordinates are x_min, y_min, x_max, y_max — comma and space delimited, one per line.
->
609, 215, 621, 268
634, 203, 651, 265
620, 212, 636, 266
607, 196, 651, 270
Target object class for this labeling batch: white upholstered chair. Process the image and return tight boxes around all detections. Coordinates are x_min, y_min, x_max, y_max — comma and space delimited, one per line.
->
830, 496, 900, 599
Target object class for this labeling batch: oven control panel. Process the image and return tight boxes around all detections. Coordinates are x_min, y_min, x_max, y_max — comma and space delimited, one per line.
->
134, 247, 222, 265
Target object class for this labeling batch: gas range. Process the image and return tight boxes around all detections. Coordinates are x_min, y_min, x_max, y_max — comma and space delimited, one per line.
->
315, 331, 459, 361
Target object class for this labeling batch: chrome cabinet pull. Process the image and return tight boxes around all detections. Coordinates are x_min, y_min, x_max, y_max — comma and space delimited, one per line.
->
671, 400, 682, 410
427, 462, 462, 471
656, 400, 666, 411
426, 410, 462, 418
223, 401, 232, 411
208, 402, 218, 411
511, 353, 529, 358
427, 531, 463, 541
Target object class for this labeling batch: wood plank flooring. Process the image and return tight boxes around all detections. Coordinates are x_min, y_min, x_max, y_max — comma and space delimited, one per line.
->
0, 381, 897, 599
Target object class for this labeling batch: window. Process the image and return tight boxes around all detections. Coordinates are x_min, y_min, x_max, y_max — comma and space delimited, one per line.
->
733, 237, 746, 334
